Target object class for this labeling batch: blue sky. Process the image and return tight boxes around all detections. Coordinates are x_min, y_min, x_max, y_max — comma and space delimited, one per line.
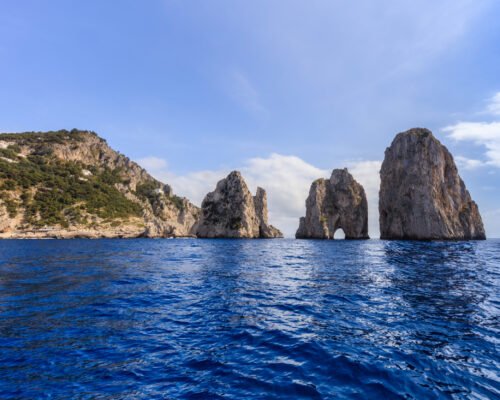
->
1, 0, 499, 237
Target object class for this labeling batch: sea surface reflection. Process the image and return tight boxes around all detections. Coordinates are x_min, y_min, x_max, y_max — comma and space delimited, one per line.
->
0, 239, 498, 399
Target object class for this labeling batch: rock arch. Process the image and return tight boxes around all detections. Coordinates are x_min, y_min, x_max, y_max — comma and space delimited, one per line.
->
296, 169, 369, 239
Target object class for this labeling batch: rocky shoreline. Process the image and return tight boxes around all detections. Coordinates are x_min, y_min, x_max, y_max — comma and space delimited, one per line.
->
0, 128, 486, 240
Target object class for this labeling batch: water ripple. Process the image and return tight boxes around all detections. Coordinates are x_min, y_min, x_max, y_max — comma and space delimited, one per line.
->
0, 239, 499, 399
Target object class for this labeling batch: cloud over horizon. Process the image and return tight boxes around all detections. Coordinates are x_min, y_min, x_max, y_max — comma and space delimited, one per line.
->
444, 92, 500, 168
138, 154, 381, 238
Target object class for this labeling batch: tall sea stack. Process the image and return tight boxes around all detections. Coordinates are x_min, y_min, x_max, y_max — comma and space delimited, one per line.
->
296, 168, 369, 239
379, 128, 485, 240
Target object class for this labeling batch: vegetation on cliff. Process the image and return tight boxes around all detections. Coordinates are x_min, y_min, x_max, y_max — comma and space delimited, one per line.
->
135, 181, 185, 212
0, 129, 199, 237
0, 147, 141, 227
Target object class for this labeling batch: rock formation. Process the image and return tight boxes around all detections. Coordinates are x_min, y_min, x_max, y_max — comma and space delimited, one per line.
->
0, 129, 199, 238
254, 187, 283, 238
296, 168, 369, 239
196, 171, 282, 238
379, 128, 486, 240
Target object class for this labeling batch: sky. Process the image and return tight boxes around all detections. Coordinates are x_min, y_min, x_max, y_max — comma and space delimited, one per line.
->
1, 0, 499, 237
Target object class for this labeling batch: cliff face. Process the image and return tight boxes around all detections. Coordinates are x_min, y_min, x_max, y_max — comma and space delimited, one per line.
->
379, 128, 485, 240
196, 171, 282, 238
296, 169, 369, 239
0, 130, 199, 238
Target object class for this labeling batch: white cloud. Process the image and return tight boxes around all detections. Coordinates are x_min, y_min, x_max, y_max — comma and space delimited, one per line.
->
444, 92, 500, 168
139, 165, 227, 207
137, 153, 381, 238
137, 156, 168, 171
486, 92, 500, 116
347, 161, 382, 239
444, 121, 500, 167
241, 154, 328, 237
454, 155, 487, 170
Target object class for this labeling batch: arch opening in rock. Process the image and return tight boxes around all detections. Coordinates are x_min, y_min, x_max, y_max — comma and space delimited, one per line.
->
295, 168, 369, 239
334, 228, 346, 239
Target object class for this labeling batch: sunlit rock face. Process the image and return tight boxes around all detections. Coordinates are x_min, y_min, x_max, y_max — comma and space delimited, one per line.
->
379, 128, 486, 240
296, 168, 369, 239
196, 171, 283, 238
254, 187, 282, 238
0, 130, 200, 238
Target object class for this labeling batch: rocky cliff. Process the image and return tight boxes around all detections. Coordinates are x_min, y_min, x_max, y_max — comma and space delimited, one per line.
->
196, 171, 282, 238
0, 130, 199, 238
379, 128, 486, 240
296, 168, 369, 239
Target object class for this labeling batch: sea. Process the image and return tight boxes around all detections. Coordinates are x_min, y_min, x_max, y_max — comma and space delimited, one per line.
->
0, 239, 498, 399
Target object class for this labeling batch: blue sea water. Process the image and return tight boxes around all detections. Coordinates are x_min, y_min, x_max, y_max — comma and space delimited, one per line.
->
0, 239, 499, 399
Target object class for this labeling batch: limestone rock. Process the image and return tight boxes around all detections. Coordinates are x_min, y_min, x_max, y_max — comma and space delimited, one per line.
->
0, 130, 200, 238
254, 187, 282, 238
0, 205, 12, 233
296, 168, 369, 239
142, 196, 200, 238
379, 128, 485, 240
196, 171, 282, 238
48, 131, 200, 238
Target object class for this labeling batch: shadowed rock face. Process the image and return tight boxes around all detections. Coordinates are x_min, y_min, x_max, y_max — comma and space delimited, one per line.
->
196, 171, 282, 238
296, 168, 369, 239
379, 128, 486, 240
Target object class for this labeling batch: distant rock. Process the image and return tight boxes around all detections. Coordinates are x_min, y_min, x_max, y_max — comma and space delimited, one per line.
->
296, 168, 369, 239
196, 171, 283, 238
379, 128, 486, 240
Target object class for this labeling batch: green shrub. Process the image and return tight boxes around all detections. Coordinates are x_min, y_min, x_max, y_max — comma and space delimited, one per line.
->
0, 129, 89, 145
0, 155, 141, 227
3, 199, 18, 218
169, 195, 184, 211
135, 181, 161, 203
0, 180, 16, 191
136, 181, 185, 211
7, 144, 21, 153
0, 148, 19, 159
